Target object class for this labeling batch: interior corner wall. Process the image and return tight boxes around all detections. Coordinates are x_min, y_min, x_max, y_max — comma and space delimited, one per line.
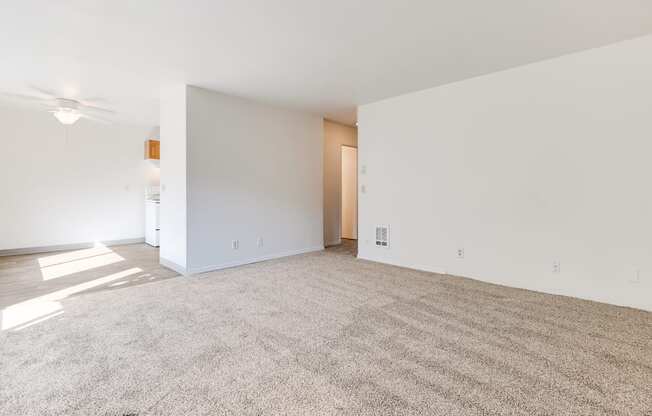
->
323, 120, 357, 246
0, 103, 155, 251
358, 35, 652, 312
159, 85, 188, 272
185, 86, 323, 273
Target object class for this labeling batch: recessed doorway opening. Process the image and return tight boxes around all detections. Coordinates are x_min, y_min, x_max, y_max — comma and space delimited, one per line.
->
341, 145, 358, 256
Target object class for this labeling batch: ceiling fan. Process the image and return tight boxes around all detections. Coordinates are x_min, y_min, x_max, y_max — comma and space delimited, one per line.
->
0, 87, 115, 125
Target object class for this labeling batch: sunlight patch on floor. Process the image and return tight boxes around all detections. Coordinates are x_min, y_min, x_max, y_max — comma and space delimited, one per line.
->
38, 243, 113, 267
11, 310, 65, 331
1, 267, 142, 331
40, 253, 125, 280
1, 300, 63, 332
38, 243, 125, 281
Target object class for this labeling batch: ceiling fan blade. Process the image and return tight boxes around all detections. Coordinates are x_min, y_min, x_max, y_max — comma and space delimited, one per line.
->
79, 103, 116, 114
0, 92, 53, 105
79, 96, 110, 105
80, 113, 112, 124
28, 85, 59, 100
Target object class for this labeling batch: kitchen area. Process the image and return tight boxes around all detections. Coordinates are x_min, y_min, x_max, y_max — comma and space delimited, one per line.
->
144, 139, 160, 247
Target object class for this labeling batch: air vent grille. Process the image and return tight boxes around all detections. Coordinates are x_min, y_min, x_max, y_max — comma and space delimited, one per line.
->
375, 225, 389, 247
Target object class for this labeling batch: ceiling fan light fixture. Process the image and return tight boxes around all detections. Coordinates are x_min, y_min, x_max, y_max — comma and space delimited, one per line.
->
53, 108, 82, 125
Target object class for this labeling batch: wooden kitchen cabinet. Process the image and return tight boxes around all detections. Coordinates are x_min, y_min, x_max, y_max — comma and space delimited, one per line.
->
145, 139, 160, 160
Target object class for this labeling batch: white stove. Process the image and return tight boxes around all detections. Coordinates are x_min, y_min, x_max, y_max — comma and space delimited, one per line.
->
145, 187, 160, 247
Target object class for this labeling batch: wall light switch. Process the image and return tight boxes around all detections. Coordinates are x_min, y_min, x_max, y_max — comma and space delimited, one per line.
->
257, 237, 263, 248
232, 240, 239, 250
361, 184, 367, 194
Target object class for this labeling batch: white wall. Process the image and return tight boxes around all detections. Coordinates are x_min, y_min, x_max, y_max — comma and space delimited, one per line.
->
159, 85, 188, 271
185, 86, 323, 273
323, 120, 357, 246
0, 103, 156, 251
358, 35, 652, 312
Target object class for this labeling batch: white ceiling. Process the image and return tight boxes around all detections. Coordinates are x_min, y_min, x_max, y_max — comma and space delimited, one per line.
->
1, 0, 651, 126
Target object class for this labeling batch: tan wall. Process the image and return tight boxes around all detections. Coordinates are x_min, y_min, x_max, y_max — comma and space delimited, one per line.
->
323, 120, 357, 246
341, 146, 358, 239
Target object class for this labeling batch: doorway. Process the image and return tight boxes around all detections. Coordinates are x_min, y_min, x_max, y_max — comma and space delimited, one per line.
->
341, 145, 358, 255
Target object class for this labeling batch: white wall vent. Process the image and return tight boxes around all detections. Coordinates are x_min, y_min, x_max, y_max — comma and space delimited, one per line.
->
375, 225, 389, 248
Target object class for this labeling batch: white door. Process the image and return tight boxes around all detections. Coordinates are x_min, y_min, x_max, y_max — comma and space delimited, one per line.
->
341, 146, 358, 240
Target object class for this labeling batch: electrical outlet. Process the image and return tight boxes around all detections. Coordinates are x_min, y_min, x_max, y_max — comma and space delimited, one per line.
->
456, 248, 464, 259
361, 165, 367, 174
257, 237, 263, 248
231, 240, 239, 250
552, 261, 560, 274
360, 184, 367, 194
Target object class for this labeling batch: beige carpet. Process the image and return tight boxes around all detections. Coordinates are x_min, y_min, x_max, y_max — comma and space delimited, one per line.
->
1, 247, 651, 415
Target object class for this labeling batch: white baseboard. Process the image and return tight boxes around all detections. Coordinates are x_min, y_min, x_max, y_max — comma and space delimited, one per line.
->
357, 253, 448, 275
159, 257, 189, 276
0, 238, 146, 257
357, 254, 651, 312
188, 245, 324, 275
